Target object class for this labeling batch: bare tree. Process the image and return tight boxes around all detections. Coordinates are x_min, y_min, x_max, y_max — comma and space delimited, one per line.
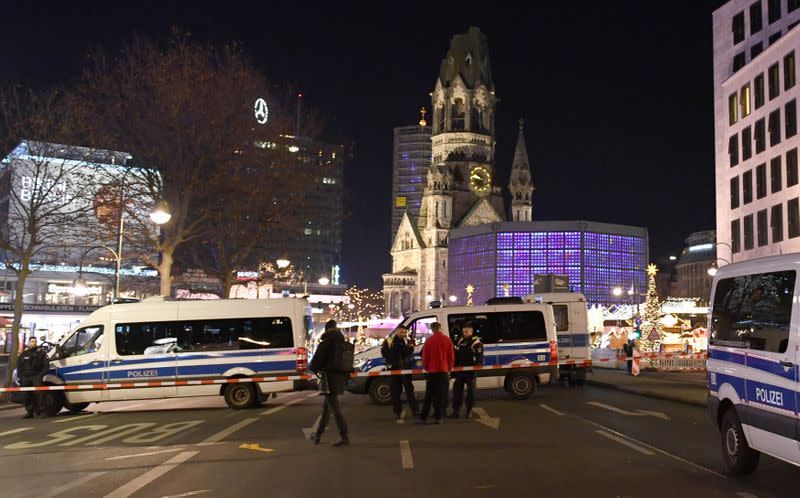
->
72, 31, 270, 296
0, 87, 113, 387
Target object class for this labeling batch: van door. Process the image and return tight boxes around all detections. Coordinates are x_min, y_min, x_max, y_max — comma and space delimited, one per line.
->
53, 325, 107, 403
446, 312, 500, 388
109, 322, 178, 401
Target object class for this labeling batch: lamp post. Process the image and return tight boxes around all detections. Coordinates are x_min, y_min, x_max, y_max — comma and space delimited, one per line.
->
707, 257, 732, 277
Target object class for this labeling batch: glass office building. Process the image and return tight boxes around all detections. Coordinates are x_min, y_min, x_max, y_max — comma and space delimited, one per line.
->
448, 221, 649, 306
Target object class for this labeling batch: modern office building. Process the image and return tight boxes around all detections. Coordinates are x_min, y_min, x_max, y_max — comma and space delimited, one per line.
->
673, 230, 717, 301
391, 122, 432, 241
714, 1, 800, 264
261, 135, 344, 283
446, 221, 648, 309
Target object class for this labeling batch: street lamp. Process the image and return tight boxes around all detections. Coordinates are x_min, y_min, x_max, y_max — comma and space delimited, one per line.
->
276, 259, 291, 269
149, 200, 172, 225
707, 257, 731, 277
612, 287, 623, 297
448, 294, 457, 303
318, 277, 330, 285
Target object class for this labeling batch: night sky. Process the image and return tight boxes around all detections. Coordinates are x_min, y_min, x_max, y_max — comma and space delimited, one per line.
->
0, 1, 727, 288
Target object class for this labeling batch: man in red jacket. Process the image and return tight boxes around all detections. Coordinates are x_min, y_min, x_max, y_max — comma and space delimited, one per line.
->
417, 322, 454, 424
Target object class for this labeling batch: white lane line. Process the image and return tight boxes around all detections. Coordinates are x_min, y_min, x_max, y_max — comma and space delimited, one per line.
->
539, 404, 566, 416
105, 451, 198, 498
471, 407, 500, 429
0, 404, 23, 411
162, 491, 211, 498
397, 408, 407, 425
106, 447, 185, 461
42, 471, 106, 498
0, 427, 32, 437
197, 418, 258, 446
587, 401, 642, 416
596, 430, 655, 456
104, 400, 171, 412
736, 492, 759, 498
52, 413, 99, 424
400, 440, 414, 469
260, 391, 317, 416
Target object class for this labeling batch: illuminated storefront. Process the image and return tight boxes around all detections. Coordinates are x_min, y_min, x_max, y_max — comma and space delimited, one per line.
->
448, 220, 649, 306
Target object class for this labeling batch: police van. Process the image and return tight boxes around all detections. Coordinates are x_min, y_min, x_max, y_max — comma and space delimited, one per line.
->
707, 254, 800, 473
19, 297, 313, 415
522, 292, 591, 385
347, 303, 559, 404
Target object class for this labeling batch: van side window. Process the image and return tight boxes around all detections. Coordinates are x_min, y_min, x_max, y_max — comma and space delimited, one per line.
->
63, 326, 104, 357
409, 316, 437, 345
499, 311, 548, 342
446, 313, 498, 344
710, 270, 795, 353
552, 305, 569, 331
115, 318, 293, 355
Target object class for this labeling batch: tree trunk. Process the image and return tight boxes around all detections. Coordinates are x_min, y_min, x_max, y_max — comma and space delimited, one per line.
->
4, 266, 30, 388
158, 249, 174, 297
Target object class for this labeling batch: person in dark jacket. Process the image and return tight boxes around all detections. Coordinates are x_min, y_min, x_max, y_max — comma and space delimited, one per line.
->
17, 336, 50, 419
381, 325, 419, 420
449, 322, 484, 418
308, 320, 350, 447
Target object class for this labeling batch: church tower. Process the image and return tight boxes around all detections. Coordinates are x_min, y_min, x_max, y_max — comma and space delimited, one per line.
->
509, 119, 534, 222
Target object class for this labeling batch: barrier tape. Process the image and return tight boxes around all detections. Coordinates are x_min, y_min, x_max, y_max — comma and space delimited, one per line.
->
0, 358, 593, 393
0, 374, 314, 393
594, 352, 708, 363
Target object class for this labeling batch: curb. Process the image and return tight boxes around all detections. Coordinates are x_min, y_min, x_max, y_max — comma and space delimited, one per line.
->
587, 378, 706, 408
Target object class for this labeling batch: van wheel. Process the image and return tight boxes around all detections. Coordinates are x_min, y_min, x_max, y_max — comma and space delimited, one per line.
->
64, 402, 90, 413
224, 384, 258, 409
720, 408, 760, 474
368, 378, 392, 405
505, 373, 535, 400
41, 391, 64, 416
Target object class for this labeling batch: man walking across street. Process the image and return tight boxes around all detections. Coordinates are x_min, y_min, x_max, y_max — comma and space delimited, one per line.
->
17, 336, 50, 419
417, 322, 453, 424
309, 320, 353, 447
449, 322, 483, 418
381, 325, 419, 420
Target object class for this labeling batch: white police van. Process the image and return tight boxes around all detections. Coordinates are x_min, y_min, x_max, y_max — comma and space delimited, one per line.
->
347, 303, 559, 404
22, 297, 313, 414
707, 254, 800, 473
522, 292, 591, 385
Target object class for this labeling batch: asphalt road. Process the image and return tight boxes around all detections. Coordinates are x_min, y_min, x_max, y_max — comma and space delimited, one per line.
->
0, 383, 796, 498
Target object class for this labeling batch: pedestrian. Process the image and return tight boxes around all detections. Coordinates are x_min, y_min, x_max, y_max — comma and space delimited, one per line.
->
624, 339, 633, 373
381, 325, 419, 420
17, 336, 50, 419
308, 320, 352, 447
449, 322, 483, 418
417, 322, 454, 424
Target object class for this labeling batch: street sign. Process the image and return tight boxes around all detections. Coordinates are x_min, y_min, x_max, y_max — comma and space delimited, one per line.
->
647, 326, 660, 341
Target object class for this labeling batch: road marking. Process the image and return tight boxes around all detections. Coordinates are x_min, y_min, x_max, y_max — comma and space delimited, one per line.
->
471, 407, 500, 429
636, 409, 671, 421
400, 440, 414, 469
163, 491, 210, 498
596, 430, 655, 456
162, 490, 210, 498
42, 471, 106, 498
302, 415, 321, 440
240, 443, 274, 453
106, 447, 185, 461
104, 400, 171, 412
0, 427, 32, 437
539, 404, 566, 416
52, 413, 99, 423
397, 408, 407, 424
736, 492, 759, 498
587, 401, 641, 416
105, 450, 198, 498
197, 418, 258, 446
260, 391, 317, 416
0, 404, 22, 411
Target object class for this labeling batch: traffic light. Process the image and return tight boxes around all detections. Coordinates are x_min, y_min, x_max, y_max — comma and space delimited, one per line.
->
633, 328, 642, 339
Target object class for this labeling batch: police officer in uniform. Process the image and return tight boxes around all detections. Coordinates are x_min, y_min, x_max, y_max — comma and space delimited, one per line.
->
449, 322, 483, 418
17, 336, 50, 419
381, 325, 419, 420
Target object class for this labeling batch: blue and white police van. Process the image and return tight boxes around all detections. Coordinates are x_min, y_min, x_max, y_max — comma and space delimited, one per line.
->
14, 297, 314, 415
707, 254, 800, 473
347, 303, 559, 404
523, 292, 591, 385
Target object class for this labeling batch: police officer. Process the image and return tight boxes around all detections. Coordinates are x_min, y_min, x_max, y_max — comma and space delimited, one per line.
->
449, 322, 483, 418
17, 336, 50, 419
381, 325, 419, 420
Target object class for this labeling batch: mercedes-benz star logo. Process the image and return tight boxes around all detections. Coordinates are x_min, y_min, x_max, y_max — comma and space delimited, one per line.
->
254, 98, 269, 124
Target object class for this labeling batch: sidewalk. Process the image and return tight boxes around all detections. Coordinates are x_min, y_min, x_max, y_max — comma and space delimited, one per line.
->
587, 368, 707, 407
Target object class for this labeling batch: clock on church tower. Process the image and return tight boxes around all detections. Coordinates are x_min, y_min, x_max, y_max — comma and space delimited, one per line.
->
469, 165, 492, 195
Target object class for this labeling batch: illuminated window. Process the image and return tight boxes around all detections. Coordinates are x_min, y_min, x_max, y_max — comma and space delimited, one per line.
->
785, 51, 796, 89
740, 84, 751, 117
729, 93, 739, 125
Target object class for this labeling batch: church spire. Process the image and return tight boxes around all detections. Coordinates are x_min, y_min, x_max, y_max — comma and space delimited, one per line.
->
509, 118, 534, 222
